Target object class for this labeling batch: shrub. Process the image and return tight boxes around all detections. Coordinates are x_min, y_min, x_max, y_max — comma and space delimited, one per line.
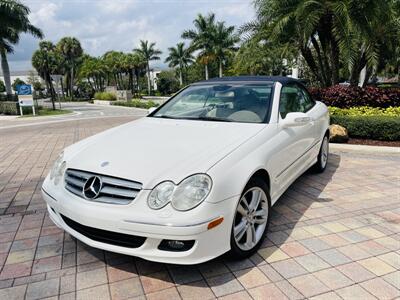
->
112, 100, 159, 109
310, 85, 400, 108
12, 78, 26, 92
0, 79, 5, 93
94, 92, 116, 101
330, 115, 400, 141
0, 101, 18, 115
156, 70, 180, 96
329, 106, 400, 117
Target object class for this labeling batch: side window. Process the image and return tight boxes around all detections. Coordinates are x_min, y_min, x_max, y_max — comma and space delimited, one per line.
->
299, 87, 315, 112
279, 85, 314, 118
279, 85, 300, 119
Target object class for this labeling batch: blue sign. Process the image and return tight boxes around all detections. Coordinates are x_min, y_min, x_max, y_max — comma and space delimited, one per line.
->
16, 84, 32, 95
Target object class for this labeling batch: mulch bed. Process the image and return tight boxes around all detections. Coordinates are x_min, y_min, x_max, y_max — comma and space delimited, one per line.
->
346, 138, 400, 147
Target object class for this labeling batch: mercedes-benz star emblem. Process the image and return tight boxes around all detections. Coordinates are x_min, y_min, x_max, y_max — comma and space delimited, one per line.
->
83, 176, 102, 199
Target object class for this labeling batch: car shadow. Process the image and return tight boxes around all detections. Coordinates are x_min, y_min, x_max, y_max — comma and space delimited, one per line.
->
79, 153, 341, 289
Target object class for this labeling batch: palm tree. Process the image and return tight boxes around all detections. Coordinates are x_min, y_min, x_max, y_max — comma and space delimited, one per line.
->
212, 22, 239, 77
133, 40, 162, 94
32, 41, 58, 109
57, 37, 83, 99
0, 0, 43, 96
243, 0, 397, 87
165, 42, 194, 85
123, 53, 146, 94
182, 13, 216, 80
79, 55, 107, 92
103, 51, 125, 89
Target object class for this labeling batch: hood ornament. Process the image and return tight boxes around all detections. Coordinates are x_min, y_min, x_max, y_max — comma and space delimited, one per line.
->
100, 161, 109, 167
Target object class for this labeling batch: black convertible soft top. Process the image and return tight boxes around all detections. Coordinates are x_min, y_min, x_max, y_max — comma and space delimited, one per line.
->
192, 76, 302, 85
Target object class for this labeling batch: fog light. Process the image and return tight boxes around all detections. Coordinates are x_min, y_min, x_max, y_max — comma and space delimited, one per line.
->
158, 239, 195, 252
168, 240, 185, 249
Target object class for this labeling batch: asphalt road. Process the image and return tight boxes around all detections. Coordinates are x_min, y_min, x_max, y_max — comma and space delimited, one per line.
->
0, 102, 147, 130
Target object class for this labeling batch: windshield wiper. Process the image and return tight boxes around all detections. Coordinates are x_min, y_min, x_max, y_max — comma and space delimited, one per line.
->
152, 115, 180, 119
153, 115, 232, 122
191, 116, 233, 122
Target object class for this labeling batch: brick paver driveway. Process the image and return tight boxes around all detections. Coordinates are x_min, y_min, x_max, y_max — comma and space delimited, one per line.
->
0, 115, 399, 299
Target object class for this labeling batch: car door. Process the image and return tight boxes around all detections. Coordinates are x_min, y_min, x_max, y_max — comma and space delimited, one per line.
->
271, 83, 317, 198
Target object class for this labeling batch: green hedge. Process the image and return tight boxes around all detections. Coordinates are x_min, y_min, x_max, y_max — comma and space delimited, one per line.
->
94, 92, 116, 101
329, 106, 400, 117
112, 100, 158, 109
330, 115, 400, 141
0, 101, 18, 115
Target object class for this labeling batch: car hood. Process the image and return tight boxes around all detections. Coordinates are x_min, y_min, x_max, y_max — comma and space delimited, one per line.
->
65, 117, 265, 189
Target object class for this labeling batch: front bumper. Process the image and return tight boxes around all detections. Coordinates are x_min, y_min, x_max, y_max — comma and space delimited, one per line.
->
42, 183, 238, 264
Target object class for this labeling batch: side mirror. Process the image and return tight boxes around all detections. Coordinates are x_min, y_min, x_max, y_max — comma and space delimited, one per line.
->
281, 112, 312, 128
148, 107, 157, 115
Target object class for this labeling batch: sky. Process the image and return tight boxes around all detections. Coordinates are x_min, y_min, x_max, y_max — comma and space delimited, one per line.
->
8, 0, 255, 72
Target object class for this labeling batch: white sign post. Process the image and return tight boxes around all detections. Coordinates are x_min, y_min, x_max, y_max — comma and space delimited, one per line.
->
17, 84, 35, 116
18, 96, 35, 116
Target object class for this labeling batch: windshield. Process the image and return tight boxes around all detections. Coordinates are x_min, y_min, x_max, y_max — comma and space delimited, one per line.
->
152, 83, 273, 123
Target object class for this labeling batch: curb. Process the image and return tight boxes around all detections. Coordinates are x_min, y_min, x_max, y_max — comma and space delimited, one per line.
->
89, 103, 149, 112
330, 143, 400, 155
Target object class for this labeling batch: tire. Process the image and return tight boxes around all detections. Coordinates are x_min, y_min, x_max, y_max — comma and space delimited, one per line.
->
229, 177, 271, 259
312, 135, 329, 173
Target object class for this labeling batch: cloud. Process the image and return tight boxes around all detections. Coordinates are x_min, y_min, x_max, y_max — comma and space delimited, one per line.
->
7, 0, 254, 71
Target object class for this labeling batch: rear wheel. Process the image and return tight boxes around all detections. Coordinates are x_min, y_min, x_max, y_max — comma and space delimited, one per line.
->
229, 177, 270, 259
313, 135, 329, 173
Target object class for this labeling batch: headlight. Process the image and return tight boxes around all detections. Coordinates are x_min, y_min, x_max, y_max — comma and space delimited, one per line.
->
171, 174, 212, 211
147, 181, 175, 209
147, 174, 212, 211
50, 152, 66, 185
54, 161, 66, 185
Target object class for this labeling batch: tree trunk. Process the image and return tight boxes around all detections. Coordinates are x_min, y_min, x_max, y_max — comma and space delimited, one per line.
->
70, 66, 74, 100
362, 66, 373, 88
179, 66, 183, 86
219, 60, 223, 78
205, 64, 209, 80
349, 52, 367, 87
135, 69, 140, 97
146, 63, 151, 94
60, 78, 65, 98
310, 37, 329, 86
300, 46, 326, 86
0, 48, 12, 95
46, 74, 56, 110
330, 38, 340, 85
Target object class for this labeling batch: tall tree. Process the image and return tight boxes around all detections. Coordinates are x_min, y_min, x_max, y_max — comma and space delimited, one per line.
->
32, 41, 58, 109
57, 37, 83, 99
133, 40, 162, 94
79, 55, 107, 92
165, 42, 194, 85
182, 13, 216, 80
242, 0, 398, 87
212, 21, 239, 77
0, 0, 43, 96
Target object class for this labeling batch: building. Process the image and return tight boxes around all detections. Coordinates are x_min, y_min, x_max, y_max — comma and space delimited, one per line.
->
0, 70, 42, 91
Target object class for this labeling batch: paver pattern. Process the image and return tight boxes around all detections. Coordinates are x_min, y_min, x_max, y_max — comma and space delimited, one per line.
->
0, 115, 399, 299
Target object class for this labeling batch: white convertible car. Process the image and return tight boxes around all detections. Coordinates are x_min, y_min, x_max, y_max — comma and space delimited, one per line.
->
42, 76, 329, 264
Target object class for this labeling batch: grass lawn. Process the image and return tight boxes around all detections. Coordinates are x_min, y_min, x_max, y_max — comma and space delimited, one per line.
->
20, 108, 73, 117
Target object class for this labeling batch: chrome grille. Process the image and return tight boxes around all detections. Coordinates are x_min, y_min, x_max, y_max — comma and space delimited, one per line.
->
64, 169, 142, 205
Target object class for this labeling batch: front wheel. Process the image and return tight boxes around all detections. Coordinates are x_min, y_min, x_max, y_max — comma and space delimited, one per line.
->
229, 177, 270, 259
313, 135, 329, 173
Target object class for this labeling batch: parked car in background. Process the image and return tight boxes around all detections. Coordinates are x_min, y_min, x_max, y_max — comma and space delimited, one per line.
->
42, 76, 329, 264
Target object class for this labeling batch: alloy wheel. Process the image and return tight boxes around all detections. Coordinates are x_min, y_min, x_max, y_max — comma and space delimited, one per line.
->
233, 187, 269, 251
321, 137, 329, 168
